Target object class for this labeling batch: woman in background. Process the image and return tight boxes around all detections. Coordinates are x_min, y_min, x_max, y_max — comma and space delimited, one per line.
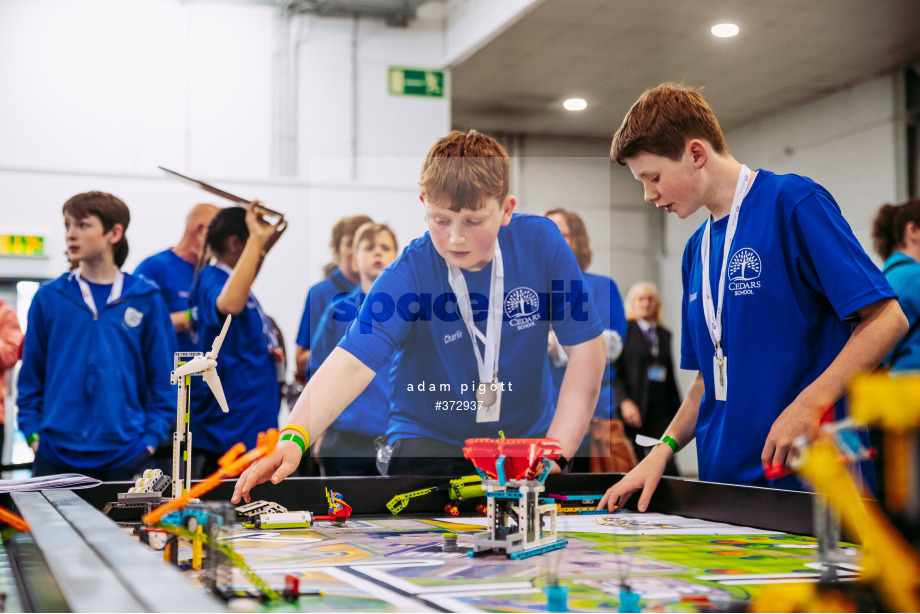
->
544, 208, 629, 472
613, 282, 681, 474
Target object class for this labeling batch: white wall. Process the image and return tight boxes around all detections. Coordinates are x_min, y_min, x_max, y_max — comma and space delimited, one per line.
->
499, 136, 656, 298
0, 0, 462, 371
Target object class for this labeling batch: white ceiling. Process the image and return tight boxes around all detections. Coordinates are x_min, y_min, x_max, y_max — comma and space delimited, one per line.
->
450, 0, 920, 139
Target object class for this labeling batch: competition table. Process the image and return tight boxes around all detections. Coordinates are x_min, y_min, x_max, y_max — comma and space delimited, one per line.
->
1, 474, 824, 612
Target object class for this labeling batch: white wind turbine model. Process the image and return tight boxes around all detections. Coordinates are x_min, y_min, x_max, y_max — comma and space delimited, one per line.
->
169, 315, 232, 499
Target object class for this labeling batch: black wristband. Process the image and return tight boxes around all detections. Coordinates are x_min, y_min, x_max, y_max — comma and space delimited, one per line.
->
555, 456, 569, 471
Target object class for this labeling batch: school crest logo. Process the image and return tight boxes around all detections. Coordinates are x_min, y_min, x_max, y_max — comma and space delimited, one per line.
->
123, 307, 144, 328
727, 247, 762, 296
504, 287, 540, 330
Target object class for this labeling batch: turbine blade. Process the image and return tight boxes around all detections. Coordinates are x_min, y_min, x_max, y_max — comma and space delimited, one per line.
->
202, 370, 229, 413
209, 315, 232, 359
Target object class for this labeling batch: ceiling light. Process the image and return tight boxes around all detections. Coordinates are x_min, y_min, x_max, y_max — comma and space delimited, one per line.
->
711, 23, 739, 38
563, 98, 587, 111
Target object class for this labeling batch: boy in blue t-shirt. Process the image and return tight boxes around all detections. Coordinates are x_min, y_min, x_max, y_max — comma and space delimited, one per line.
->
599, 83, 907, 512
18, 191, 177, 480
234, 130, 607, 502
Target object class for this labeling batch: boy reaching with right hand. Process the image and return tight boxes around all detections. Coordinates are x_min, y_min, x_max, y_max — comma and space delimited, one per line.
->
234, 130, 607, 502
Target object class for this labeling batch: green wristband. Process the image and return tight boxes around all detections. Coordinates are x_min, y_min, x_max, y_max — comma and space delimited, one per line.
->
280, 432, 306, 454
661, 435, 679, 454
26, 433, 39, 446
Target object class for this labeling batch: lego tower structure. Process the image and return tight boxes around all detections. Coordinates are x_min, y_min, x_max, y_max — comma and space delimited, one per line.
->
463, 438, 568, 560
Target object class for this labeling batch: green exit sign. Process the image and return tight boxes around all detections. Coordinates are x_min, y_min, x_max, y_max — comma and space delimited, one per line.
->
388, 67, 444, 98
0, 234, 44, 258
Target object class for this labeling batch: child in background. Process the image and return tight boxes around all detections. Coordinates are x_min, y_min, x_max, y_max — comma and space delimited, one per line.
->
871, 199, 920, 370
233, 129, 606, 503
18, 191, 176, 479
599, 83, 905, 512
189, 203, 286, 476
308, 222, 399, 475
294, 215, 373, 382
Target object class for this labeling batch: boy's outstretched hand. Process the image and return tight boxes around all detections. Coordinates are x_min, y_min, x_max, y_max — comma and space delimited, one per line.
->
231, 439, 302, 504
761, 398, 825, 474
597, 443, 672, 512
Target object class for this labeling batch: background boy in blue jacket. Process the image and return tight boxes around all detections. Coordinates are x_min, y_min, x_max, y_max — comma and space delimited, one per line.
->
18, 191, 176, 479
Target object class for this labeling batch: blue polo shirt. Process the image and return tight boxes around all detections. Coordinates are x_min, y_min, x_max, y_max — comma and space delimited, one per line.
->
681, 170, 894, 489
135, 249, 196, 352
295, 268, 356, 352
338, 213, 604, 447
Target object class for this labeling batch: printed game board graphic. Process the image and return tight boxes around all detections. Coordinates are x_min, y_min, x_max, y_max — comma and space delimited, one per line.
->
172, 513, 858, 612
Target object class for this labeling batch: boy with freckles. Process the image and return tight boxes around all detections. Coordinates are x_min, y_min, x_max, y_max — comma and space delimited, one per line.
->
235, 130, 606, 501
599, 83, 906, 512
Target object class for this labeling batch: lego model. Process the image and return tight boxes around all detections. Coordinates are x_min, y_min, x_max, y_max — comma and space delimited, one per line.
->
314, 489, 352, 523
243, 511, 313, 530
0, 505, 29, 533
463, 437, 568, 560
546, 493, 608, 515
102, 469, 173, 523
235, 500, 288, 518
752, 372, 920, 613
169, 315, 232, 499
386, 475, 484, 515
142, 428, 278, 526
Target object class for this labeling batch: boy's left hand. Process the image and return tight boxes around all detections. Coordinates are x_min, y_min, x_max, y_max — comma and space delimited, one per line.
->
761, 399, 823, 472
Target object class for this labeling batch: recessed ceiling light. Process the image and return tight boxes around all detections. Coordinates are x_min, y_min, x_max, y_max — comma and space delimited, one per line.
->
563, 98, 587, 111
711, 23, 739, 38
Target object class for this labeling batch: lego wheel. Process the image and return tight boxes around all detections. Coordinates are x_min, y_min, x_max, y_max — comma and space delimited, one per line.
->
185, 515, 199, 531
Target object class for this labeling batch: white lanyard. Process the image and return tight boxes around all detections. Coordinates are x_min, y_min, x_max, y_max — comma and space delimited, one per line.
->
72, 268, 124, 317
447, 242, 504, 385
700, 165, 753, 358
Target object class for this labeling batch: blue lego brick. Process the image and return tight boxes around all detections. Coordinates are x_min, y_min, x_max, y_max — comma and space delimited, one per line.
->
508, 539, 568, 560
486, 491, 523, 499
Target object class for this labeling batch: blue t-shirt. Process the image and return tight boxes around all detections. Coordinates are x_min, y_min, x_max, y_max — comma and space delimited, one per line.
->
85, 280, 114, 315
308, 288, 390, 438
338, 213, 604, 447
134, 249, 196, 352
680, 170, 894, 489
882, 252, 920, 370
190, 265, 279, 453
295, 268, 357, 350
549, 272, 627, 420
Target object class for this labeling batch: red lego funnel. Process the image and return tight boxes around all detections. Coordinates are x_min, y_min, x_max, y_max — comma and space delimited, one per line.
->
463, 438, 562, 481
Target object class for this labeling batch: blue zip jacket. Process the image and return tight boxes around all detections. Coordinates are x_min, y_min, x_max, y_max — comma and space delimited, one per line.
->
17, 271, 177, 464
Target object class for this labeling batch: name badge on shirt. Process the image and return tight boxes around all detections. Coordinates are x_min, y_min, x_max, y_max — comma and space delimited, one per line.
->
476, 382, 502, 423
713, 354, 727, 401
647, 364, 666, 383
